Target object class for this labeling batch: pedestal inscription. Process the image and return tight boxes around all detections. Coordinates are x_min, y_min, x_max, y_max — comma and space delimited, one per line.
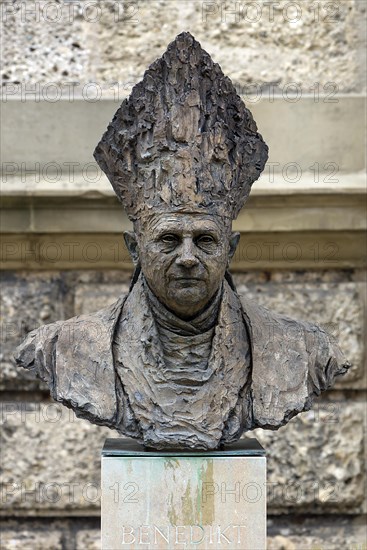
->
101, 439, 266, 550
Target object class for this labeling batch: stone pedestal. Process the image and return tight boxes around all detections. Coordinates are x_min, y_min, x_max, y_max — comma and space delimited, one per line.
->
101, 438, 266, 550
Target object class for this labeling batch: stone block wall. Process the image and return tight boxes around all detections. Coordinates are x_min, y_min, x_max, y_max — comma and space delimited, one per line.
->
2, 0, 366, 93
1, 268, 366, 548
1, 0, 366, 547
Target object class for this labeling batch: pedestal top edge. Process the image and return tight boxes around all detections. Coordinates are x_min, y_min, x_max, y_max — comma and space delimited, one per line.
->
101, 438, 266, 457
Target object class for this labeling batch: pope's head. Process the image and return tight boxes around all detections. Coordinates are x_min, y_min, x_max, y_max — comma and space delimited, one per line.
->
93, 34, 268, 320
124, 212, 239, 320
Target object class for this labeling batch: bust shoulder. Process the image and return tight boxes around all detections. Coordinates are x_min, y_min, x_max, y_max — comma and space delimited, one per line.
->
238, 292, 350, 429
15, 296, 126, 425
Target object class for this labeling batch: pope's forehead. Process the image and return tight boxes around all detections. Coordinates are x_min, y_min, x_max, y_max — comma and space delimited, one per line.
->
141, 213, 228, 232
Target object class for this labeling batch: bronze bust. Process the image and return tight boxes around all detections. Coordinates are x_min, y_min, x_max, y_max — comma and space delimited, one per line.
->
15, 33, 350, 450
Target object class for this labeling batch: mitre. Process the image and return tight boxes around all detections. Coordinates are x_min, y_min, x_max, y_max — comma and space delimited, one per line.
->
94, 32, 268, 222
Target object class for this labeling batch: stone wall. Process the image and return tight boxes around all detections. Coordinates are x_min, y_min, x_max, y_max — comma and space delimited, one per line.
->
1, 0, 366, 547
2, 0, 366, 94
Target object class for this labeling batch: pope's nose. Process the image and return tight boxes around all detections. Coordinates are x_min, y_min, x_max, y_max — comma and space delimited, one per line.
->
175, 238, 199, 268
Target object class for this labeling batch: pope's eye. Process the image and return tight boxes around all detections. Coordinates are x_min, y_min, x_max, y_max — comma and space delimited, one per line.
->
196, 235, 215, 245
160, 234, 178, 244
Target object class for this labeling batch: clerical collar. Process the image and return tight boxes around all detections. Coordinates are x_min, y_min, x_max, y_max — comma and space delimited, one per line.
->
142, 276, 223, 336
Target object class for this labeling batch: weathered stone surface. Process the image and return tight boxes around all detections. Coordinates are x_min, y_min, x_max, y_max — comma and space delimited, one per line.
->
101, 443, 266, 549
76, 524, 367, 550
234, 279, 365, 387
0, 520, 101, 550
254, 402, 366, 514
2, 0, 365, 93
76, 530, 100, 550
0, 401, 364, 514
1, 517, 365, 550
1, 0, 87, 88
268, 535, 355, 550
0, 273, 66, 391
267, 515, 367, 550
0, 402, 114, 513
0, 528, 63, 549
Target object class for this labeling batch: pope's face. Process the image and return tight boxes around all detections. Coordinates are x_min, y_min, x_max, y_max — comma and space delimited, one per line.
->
125, 213, 239, 319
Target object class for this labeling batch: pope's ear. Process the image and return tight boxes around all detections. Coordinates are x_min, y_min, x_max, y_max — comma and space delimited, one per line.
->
228, 232, 240, 261
123, 231, 140, 265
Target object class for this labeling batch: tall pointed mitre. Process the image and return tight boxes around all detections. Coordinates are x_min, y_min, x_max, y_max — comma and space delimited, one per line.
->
94, 32, 268, 222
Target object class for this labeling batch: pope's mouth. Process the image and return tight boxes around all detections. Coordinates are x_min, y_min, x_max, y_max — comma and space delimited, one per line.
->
172, 277, 204, 282
171, 278, 205, 287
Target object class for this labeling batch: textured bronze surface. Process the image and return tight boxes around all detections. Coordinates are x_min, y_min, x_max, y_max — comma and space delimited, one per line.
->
15, 33, 350, 450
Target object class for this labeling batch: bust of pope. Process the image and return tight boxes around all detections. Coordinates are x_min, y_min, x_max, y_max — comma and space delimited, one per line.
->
15, 32, 349, 450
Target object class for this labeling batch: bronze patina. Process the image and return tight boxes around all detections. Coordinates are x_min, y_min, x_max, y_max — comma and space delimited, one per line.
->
16, 33, 350, 450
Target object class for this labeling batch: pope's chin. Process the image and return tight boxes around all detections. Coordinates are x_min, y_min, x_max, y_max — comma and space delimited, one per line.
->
167, 279, 207, 305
